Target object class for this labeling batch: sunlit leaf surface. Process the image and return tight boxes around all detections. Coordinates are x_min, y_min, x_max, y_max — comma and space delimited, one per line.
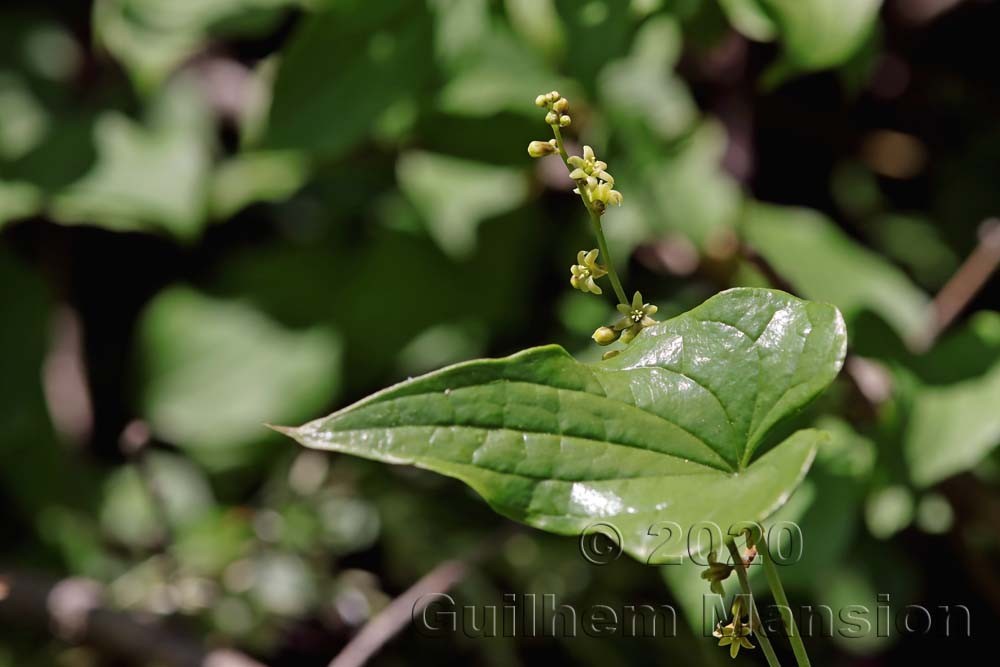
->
282, 288, 846, 562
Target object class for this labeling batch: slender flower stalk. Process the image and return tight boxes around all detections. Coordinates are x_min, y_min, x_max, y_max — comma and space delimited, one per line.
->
527, 91, 657, 349
759, 532, 812, 667
551, 125, 629, 305
726, 538, 782, 667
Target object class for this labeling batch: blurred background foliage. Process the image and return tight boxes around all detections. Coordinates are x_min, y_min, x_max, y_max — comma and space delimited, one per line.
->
1, 0, 998, 665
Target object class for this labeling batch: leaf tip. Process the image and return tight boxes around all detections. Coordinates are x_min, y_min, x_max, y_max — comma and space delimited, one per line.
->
265, 423, 298, 438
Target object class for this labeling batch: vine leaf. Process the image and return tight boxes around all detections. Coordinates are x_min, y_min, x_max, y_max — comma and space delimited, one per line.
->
277, 288, 846, 563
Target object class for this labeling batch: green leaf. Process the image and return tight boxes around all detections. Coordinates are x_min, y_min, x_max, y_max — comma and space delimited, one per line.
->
279, 288, 846, 563
429, 0, 491, 66
598, 16, 697, 142
136, 286, 342, 471
100, 451, 215, 548
93, 0, 311, 93
503, 0, 566, 59
717, 0, 777, 42
0, 180, 42, 227
610, 120, 740, 251
264, 1, 434, 156
209, 150, 310, 219
905, 312, 1000, 486
436, 27, 571, 118
49, 77, 213, 240
396, 151, 529, 259
759, 0, 882, 78
742, 202, 930, 341
0, 71, 50, 161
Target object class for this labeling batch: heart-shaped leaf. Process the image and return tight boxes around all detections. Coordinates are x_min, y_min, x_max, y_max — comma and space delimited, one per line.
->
278, 288, 846, 563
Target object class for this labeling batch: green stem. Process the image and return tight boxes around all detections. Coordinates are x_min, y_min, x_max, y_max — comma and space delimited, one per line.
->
551, 126, 629, 306
726, 538, 781, 667
759, 533, 812, 667
586, 208, 628, 305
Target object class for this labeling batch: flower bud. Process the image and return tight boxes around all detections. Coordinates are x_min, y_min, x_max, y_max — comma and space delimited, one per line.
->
527, 140, 557, 158
559, 114, 571, 127
547, 90, 560, 102
552, 97, 569, 113
545, 111, 558, 125
535, 94, 548, 107
592, 326, 620, 346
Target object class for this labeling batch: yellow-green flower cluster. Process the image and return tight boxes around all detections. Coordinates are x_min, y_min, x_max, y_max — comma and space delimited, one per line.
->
570, 249, 608, 295
592, 291, 658, 346
568, 145, 622, 212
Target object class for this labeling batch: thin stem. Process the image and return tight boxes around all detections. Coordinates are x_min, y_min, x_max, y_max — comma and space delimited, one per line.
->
551, 126, 629, 306
915, 217, 1000, 351
726, 539, 781, 667
759, 533, 811, 667
586, 208, 629, 305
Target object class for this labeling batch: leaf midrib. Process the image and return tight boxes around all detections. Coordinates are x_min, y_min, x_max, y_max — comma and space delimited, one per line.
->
319, 423, 731, 481
334, 379, 734, 472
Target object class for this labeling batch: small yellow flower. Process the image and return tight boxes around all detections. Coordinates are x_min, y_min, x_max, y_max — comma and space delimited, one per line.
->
567, 145, 614, 184
613, 292, 658, 344
591, 181, 623, 211
714, 620, 755, 659
570, 249, 608, 295
714, 598, 756, 659
567, 146, 621, 212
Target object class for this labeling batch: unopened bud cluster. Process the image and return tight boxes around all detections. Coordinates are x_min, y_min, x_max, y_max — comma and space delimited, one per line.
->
535, 90, 571, 127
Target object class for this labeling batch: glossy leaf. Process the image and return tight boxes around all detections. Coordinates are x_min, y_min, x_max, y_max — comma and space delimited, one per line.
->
280, 288, 846, 563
